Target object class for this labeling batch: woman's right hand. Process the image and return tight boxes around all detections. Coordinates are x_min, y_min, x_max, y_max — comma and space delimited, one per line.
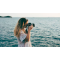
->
28, 25, 33, 31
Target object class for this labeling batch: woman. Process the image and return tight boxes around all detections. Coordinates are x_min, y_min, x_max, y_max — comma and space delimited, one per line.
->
14, 17, 33, 47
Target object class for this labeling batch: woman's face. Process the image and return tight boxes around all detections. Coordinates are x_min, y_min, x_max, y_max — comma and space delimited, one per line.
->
24, 21, 28, 28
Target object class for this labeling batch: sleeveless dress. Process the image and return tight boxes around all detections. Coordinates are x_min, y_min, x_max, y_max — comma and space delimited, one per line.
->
17, 30, 32, 47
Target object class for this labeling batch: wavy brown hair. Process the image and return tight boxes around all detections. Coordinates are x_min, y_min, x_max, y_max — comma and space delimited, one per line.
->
14, 17, 28, 38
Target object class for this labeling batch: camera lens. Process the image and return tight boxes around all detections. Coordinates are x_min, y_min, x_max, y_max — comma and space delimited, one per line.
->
33, 24, 35, 27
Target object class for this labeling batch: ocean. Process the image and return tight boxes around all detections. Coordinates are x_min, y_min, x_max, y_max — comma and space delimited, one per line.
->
0, 17, 60, 47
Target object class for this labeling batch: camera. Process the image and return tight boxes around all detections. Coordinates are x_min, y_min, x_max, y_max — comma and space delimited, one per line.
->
25, 23, 35, 33
26, 23, 35, 27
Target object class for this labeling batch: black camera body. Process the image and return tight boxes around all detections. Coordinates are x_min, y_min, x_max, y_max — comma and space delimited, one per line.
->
25, 23, 35, 33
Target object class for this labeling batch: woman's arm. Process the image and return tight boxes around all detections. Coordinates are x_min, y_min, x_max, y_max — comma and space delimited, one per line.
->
24, 25, 33, 42
24, 29, 30, 42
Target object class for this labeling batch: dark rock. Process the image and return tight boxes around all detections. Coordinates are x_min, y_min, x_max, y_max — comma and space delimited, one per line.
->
0, 16, 12, 18
4, 16, 12, 18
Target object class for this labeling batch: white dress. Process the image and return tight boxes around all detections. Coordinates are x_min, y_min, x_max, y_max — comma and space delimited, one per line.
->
17, 30, 32, 47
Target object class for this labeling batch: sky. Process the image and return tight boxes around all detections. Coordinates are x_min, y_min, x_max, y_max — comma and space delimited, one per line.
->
0, 13, 60, 17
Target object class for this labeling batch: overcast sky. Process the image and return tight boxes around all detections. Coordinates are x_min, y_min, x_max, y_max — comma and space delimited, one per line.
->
0, 13, 60, 17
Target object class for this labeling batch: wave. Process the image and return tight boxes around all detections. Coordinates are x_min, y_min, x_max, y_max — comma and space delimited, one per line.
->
52, 36, 60, 40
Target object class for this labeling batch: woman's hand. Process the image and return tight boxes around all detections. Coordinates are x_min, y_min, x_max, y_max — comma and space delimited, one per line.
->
28, 25, 33, 31
24, 25, 33, 42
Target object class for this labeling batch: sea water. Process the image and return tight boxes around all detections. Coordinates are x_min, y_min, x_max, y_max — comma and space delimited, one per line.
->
0, 17, 60, 47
